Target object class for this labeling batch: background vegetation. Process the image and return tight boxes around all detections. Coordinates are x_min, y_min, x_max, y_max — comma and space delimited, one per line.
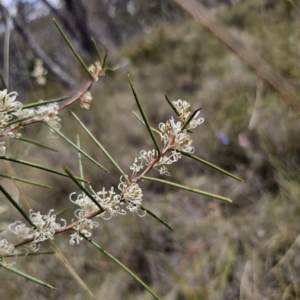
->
1, 0, 300, 299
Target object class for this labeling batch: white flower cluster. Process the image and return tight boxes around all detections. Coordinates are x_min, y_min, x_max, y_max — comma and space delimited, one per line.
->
118, 177, 145, 216
35, 103, 61, 130
0, 89, 62, 155
0, 90, 22, 129
0, 239, 18, 258
130, 99, 204, 177
31, 59, 48, 86
69, 186, 125, 245
159, 99, 204, 153
80, 91, 93, 109
9, 210, 66, 250
69, 179, 147, 245
88, 61, 104, 82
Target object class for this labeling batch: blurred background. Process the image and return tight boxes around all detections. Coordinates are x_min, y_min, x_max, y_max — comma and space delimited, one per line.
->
1, 0, 300, 299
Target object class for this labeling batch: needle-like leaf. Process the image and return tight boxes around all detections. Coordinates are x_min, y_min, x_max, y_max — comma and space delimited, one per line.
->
64, 168, 104, 213
55, 208, 69, 217
22, 96, 69, 109
82, 235, 161, 300
17, 137, 58, 152
0, 72, 8, 90
91, 38, 102, 65
101, 50, 108, 69
132, 111, 161, 135
4, 251, 55, 258
0, 156, 88, 183
52, 19, 93, 80
0, 173, 52, 189
141, 206, 173, 231
0, 185, 35, 227
45, 123, 108, 174
71, 112, 127, 181
6, 112, 41, 126
76, 134, 85, 188
165, 95, 178, 115
178, 150, 244, 182
0, 262, 56, 290
142, 176, 233, 203
128, 74, 161, 156
181, 108, 202, 131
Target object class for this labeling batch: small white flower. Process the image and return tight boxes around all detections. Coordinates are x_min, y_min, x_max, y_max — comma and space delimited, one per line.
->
139, 149, 181, 176
90, 186, 126, 220
9, 221, 39, 251
129, 156, 144, 179
172, 99, 204, 130
31, 59, 47, 86
70, 192, 99, 218
29, 209, 66, 243
0, 239, 16, 256
0, 90, 22, 113
158, 166, 170, 176
12, 108, 35, 119
80, 91, 93, 109
123, 183, 143, 213
9, 221, 37, 241
0, 112, 13, 128
174, 132, 195, 154
34, 103, 61, 130
88, 61, 104, 81
70, 218, 99, 245
140, 149, 158, 165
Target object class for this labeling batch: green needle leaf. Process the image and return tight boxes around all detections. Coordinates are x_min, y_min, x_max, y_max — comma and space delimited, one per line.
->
65, 168, 105, 213
101, 50, 108, 69
6, 112, 41, 126
105, 66, 121, 72
76, 134, 85, 188
82, 235, 161, 300
0, 185, 35, 227
178, 151, 244, 182
0, 72, 8, 90
132, 111, 161, 135
52, 19, 93, 80
4, 251, 55, 258
0, 262, 56, 290
141, 206, 173, 231
0, 156, 88, 183
181, 108, 202, 131
0, 173, 52, 189
45, 123, 108, 174
91, 38, 102, 65
165, 95, 178, 115
23, 96, 69, 109
142, 176, 233, 203
128, 74, 161, 156
71, 112, 127, 180
17, 138, 59, 152
55, 208, 69, 217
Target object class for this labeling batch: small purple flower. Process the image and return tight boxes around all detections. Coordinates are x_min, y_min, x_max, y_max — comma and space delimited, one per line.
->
218, 133, 230, 145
